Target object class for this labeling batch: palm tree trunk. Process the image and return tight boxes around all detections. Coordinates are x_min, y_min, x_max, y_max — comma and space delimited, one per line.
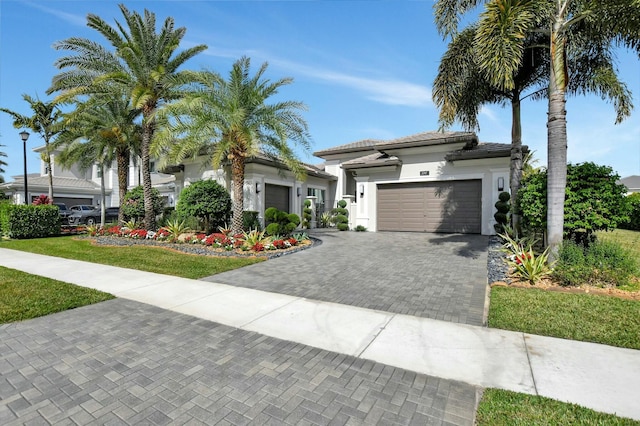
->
116, 147, 130, 225
45, 139, 54, 202
231, 155, 245, 234
547, 17, 569, 261
141, 116, 156, 231
99, 164, 106, 227
510, 94, 524, 233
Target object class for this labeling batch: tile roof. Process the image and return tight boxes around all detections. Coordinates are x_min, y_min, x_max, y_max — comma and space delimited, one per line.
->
619, 175, 640, 191
313, 131, 477, 157
445, 142, 521, 161
341, 152, 402, 170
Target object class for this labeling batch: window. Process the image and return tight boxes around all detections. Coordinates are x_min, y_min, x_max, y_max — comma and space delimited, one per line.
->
96, 165, 102, 178
307, 188, 326, 213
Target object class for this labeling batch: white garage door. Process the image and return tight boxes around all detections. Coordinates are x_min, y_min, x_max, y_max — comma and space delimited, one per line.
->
377, 180, 482, 233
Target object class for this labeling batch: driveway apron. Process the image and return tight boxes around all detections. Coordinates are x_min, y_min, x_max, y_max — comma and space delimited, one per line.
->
205, 231, 489, 326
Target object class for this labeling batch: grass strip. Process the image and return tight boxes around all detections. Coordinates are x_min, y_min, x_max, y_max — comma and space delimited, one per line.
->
0, 266, 114, 324
597, 229, 640, 258
476, 389, 640, 425
0, 236, 263, 279
489, 286, 640, 349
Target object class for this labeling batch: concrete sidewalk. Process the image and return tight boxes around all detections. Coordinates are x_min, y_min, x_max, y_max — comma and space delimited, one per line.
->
1, 247, 639, 421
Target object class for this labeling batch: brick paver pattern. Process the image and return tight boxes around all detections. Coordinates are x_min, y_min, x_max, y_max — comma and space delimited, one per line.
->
207, 231, 489, 326
0, 299, 477, 425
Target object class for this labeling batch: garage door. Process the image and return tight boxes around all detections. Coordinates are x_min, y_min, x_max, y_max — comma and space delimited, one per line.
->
377, 180, 482, 233
265, 184, 290, 213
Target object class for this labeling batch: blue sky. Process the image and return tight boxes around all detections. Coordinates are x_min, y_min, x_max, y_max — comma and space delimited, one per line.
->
1, 0, 639, 182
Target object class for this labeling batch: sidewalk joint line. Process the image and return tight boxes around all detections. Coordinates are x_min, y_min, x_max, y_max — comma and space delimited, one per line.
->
238, 296, 302, 328
356, 313, 396, 358
522, 333, 539, 395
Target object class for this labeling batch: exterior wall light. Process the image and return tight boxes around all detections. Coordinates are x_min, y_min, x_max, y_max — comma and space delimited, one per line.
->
256, 182, 262, 193
358, 183, 365, 197
497, 177, 505, 192
297, 187, 302, 197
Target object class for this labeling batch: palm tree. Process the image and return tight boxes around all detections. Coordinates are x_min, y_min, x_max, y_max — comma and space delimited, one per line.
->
433, 26, 549, 230
434, 0, 639, 256
48, 4, 207, 230
0, 144, 7, 175
155, 57, 312, 233
56, 94, 141, 225
0, 95, 62, 201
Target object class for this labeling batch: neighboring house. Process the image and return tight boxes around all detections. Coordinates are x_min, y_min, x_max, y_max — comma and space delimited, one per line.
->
314, 131, 517, 235
0, 130, 515, 235
619, 175, 640, 195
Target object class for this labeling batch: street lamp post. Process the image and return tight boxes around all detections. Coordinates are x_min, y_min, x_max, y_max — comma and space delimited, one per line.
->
20, 131, 30, 204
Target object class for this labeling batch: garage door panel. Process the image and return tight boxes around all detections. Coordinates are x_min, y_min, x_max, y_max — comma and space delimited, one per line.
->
265, 184, 290, 213
377, 180, 481, 233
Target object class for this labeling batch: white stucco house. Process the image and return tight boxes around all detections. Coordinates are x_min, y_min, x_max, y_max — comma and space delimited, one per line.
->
0, 131, 516, 235
314, 131, 515, 235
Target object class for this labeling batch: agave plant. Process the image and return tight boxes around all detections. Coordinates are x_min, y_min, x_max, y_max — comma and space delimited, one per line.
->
161, 218, 191, 242
242, 229, 268, 250
123, 218, 139, 230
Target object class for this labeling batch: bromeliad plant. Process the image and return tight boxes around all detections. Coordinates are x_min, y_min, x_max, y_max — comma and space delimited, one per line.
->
499, 232, 553, 285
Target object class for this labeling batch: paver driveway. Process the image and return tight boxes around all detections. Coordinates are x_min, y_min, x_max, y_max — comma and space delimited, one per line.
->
0, 299, 478, 425
205, 231, 489, 326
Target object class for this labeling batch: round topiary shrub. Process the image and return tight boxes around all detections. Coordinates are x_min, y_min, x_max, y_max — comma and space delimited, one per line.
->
494, 191, 511, 233
303, 199, 312, 228
334, 199, 349, 231
176, 179, 231, 233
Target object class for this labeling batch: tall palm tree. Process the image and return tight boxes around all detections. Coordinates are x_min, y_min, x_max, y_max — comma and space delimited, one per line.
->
56, 94, 141, 224
0, 144, 7, 175
434, 0, 639, 256
0, 95, 62, 201
434, 26, 549, 230
48, 4, 207, 230
155, 57, 312, 233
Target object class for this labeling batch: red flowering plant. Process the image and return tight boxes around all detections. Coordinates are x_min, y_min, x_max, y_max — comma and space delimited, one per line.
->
499, 232, 553, 285
128, 229, 148, 240
32, 194, 52, 205
154, 228, 170, 241
252, 242, 265, 252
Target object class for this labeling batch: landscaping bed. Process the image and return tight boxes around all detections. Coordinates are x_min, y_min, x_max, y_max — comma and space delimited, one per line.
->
92, 234, 320, 259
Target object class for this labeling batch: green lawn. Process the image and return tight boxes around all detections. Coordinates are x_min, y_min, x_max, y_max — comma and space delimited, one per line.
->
597, 229, 640, 257
0, 266, 114, 324
476, 389, 640, 425
0, 236, 263, 279
489, 286, 640, 349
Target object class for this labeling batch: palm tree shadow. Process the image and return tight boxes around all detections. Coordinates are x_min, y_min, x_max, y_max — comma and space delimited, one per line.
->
428, 233, 488, 259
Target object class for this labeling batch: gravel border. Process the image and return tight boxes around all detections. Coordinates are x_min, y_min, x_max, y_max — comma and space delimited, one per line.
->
487, 236, 510, 284
93, 235, 322, 260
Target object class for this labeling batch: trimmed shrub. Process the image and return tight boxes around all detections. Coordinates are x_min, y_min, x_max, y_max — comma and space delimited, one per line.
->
4, 204, 60, 239
264, 207, 300, 236
334, 199, 349, 231
242, 210, 261, 231
121, 186, 164, 222
0, 200, 11, 237
302, 199, 313, 229
176, 180, 232, 233
494, 191, 511, 233
552, 239, 638, 287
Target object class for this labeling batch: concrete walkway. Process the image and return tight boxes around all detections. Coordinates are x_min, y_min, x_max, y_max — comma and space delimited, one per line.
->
1, 247, 639, 422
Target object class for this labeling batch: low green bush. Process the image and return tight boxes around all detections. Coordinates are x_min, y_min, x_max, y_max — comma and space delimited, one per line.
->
553, 239, 638, 287
264, 207, 300, 236
176, 180, 231, 233
620, 193, 640, 231
5, 204, 60, 239
242, 210, 261, 231
121, 186, 164, 222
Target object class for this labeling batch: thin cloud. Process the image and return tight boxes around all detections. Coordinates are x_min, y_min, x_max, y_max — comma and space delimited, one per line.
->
479, 106, 499, 122
202, 48, 432, 108
23, 1, 86, 27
